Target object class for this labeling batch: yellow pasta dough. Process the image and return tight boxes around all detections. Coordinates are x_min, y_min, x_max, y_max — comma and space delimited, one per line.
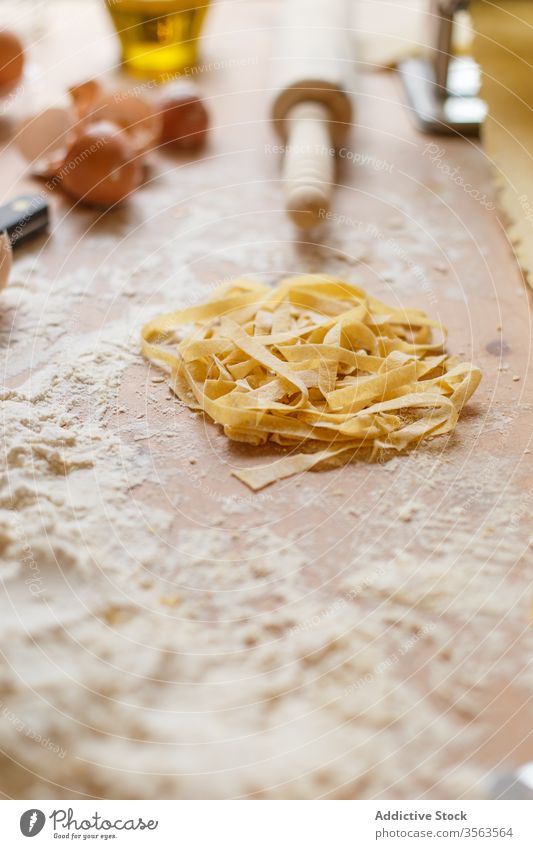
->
141, 276, 481, 489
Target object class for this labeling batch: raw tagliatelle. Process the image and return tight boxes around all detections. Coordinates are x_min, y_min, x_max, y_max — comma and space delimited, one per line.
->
141, 276, 482, 490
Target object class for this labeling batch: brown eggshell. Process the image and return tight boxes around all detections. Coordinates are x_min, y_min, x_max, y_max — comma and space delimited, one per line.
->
61, 121, 142, 207
89, 91, 162, 156
68, 79, 103, 119
16, 106, 74, 171
0, 30, 24, 93
0, 232, 12, 291
159, 88, 209, 150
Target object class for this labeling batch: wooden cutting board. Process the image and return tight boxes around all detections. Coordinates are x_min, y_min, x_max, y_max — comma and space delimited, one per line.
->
0, 0, 531, 800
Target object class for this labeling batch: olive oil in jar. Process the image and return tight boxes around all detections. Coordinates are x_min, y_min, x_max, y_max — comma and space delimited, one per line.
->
104, 0, 209, 78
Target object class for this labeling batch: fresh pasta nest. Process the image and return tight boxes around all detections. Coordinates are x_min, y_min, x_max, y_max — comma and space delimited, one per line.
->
141, 276, 481, 489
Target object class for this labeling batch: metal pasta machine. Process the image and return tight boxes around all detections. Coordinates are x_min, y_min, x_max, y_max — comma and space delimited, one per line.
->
398, 0, 487, 134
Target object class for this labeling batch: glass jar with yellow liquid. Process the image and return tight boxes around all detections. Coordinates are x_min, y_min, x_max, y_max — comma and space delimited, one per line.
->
104, 0, 209, 78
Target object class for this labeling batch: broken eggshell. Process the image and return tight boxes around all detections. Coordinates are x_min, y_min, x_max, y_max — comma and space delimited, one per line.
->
68, 78, 103, 120
15, 106, 75, 175
87, 91, 162, 156
61, 120, 143, 207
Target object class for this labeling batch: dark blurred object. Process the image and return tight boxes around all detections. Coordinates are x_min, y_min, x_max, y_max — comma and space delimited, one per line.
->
488, 763, 533, 800
0, 194, 49, 247
0, 194, 49, 293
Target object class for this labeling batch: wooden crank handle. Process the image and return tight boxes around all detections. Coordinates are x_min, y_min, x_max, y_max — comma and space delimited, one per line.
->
282, 101, 334, 230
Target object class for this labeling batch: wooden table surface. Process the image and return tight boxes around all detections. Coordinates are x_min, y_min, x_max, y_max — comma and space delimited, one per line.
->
0, 0, 531, 800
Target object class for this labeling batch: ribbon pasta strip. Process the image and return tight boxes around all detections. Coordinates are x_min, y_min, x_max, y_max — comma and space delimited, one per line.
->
141, 276, 481, 490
